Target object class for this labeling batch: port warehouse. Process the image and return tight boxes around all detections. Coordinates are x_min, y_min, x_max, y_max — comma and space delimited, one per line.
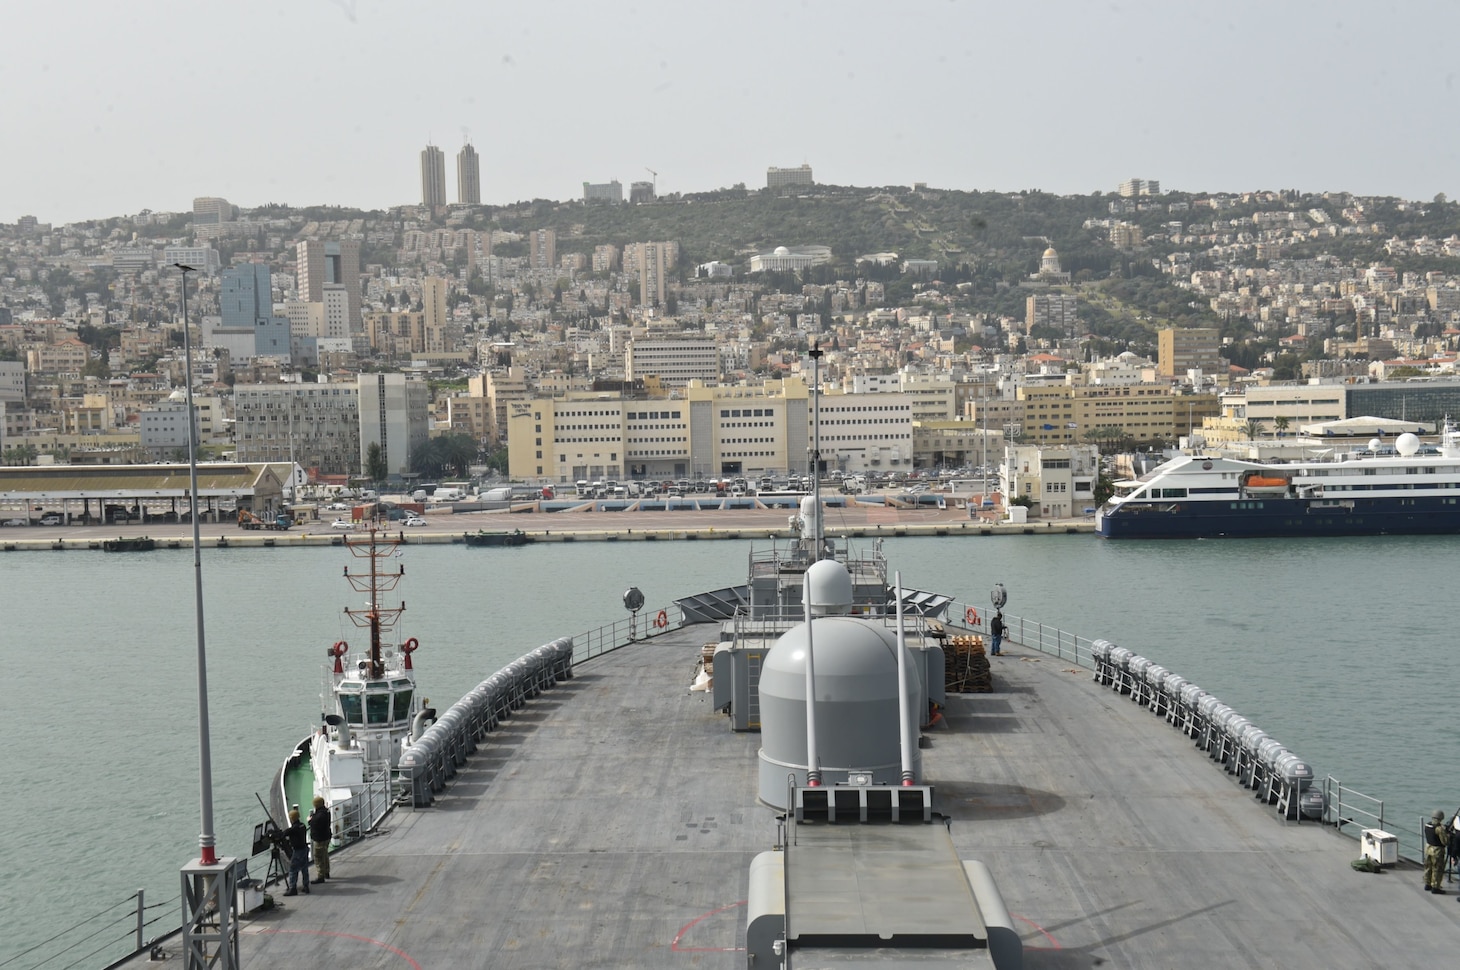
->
0, 463, 286, 523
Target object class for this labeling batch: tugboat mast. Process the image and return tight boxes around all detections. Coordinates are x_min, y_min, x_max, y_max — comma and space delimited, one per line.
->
342, 526, 406, 679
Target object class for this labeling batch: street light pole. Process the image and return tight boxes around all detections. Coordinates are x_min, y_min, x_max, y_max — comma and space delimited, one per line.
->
174, 263, 219, 867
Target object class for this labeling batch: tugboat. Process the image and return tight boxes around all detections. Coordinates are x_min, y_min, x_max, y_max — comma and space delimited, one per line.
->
271, 526, 431, 843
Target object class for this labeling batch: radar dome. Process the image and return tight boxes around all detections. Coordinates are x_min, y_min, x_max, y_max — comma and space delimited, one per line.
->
803, 559, 852, 615
756, 617, 920, 806
1368, 438, 1383, 452
1397, 432, 1421, 456
759, 616, 916, 806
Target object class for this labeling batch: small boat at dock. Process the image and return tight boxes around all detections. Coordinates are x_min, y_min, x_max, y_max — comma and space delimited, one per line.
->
103, 536, 156, 552
461, 529, 531, 547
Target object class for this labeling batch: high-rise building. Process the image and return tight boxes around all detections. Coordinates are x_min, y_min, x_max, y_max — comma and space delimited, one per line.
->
296, 239, 362, 332
634, 242, 668, 308
529, 230, 556, 272
358, 373, 430, 477
767, 164, 814, 191
457, 143, 481, 204
1118, 178, 1160, 197
211, 264, 292, 361
421, 144, 447, 207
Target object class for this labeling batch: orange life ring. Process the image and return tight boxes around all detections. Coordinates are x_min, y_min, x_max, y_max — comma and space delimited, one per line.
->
965, 607, 980, 626
653, 609, 668, 629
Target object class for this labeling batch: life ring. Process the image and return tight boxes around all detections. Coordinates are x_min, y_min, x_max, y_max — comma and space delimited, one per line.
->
965, 607, 980, 626
653, 609, 668, 629
401, 637, 420, 669
328, 640, 349, 673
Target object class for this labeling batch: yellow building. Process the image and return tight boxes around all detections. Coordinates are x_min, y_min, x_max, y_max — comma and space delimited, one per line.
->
1017, 383, 1177, 446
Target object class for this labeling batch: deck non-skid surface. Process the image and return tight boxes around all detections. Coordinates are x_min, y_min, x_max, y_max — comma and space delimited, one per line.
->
189, 627, 1458, 968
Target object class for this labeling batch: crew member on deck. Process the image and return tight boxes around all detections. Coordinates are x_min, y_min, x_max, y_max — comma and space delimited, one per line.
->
284, 808, 311, 896
1423, 809, 1449, 893
309, 796, 332, 883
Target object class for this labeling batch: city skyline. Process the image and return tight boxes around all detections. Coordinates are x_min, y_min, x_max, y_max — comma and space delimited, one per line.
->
4, 0, 1460, 225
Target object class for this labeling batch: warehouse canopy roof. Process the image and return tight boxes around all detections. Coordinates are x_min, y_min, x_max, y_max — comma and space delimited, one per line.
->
0, 463, 283, 499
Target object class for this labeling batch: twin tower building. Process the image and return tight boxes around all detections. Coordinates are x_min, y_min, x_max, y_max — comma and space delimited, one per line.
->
421, 142, 479, 207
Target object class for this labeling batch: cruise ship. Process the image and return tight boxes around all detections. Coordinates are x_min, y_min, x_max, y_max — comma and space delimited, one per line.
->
1096, 429, 1460, 538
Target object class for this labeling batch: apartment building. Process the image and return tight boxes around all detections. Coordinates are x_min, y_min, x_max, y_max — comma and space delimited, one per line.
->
1025, 293, 1080, 335
1157, 327, 1223, 379
625, 337, 719, 387
233, 383, 360, 475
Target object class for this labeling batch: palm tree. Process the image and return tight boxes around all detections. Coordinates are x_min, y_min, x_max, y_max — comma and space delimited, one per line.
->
1273, 416, 1291, 438
1242, 419, 1264, 441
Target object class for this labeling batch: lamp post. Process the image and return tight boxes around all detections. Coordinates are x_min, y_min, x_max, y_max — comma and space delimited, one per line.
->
174, 263, 218, 867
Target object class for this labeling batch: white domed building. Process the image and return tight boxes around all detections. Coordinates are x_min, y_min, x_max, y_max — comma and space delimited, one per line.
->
749, 244, 829, 273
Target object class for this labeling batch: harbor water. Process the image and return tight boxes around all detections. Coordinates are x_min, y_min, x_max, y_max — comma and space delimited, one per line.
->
2, 533, 1448, 967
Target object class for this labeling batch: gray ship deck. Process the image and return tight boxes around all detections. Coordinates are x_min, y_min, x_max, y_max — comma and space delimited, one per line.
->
152, 625, 1458, 968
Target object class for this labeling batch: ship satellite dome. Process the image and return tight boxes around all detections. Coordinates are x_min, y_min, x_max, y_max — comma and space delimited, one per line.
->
1368, 438, 1382, 452
803, 558, 853, 615
1396, 432, 1421, 456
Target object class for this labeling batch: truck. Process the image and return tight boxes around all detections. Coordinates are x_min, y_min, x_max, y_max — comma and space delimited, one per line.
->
238, 509, 291, 531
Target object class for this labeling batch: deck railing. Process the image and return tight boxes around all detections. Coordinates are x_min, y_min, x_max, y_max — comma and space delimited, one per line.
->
569, 603, 686, 665
3, 888, 183, 970
951, 602, 1426, 865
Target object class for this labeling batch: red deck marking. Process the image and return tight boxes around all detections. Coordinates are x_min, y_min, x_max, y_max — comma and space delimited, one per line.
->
260, 928, 423, 968
671, 900, 748, 953
1013, 913, 1062, 950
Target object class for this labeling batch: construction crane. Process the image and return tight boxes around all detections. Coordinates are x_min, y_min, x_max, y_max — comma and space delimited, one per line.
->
645, 167, 657, 196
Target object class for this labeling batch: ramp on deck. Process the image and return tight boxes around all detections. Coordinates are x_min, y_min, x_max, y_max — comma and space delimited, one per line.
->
133, 625, 1460, 969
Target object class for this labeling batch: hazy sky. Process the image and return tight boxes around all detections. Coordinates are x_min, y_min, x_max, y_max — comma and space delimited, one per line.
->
4, 0, 1459, 225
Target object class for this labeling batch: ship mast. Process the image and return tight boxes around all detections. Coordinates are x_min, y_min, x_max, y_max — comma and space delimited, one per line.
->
342, 528, 406, 679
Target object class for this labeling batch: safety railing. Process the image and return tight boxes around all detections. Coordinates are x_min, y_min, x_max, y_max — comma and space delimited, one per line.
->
948, 602, 1426, 866
570, 603, 685, 665
1322, 777, 1423, 864
951, 604, 1097, 669
2, 888, 181, 970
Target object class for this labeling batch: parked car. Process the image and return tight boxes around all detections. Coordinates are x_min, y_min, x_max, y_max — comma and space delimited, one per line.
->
402, 514, 426, 527
1, 517, 27, 527
39, 514, 63, 526
326, 502, 350, 511
329, 518, 356, 531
